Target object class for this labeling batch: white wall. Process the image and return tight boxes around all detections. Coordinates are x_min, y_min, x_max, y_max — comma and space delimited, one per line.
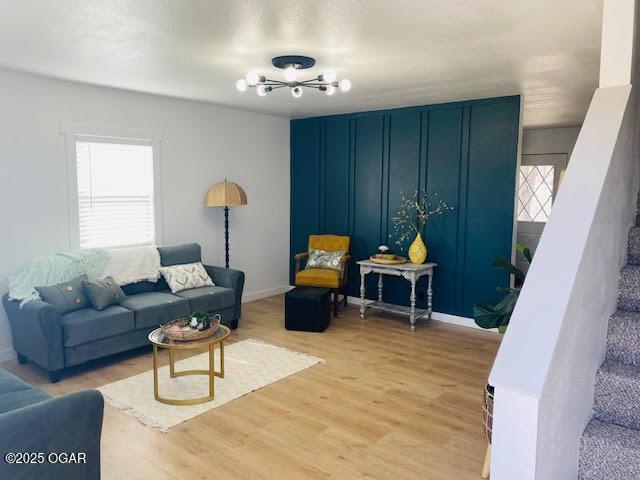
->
0, 70, 290, 361
489, 0, 640, 477
522, 127, 581, 156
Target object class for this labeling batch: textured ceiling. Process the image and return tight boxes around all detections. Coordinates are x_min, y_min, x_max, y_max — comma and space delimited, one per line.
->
0, 0, 602, 126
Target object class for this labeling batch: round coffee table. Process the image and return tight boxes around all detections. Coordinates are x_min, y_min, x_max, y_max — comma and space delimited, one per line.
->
148, 324, 230, 406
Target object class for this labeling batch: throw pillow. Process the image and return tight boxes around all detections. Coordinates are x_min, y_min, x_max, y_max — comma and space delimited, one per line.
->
159, 262, 214, 294
82, 276, 127, 311
306, 249, 345, 271
36, 274, 90, 314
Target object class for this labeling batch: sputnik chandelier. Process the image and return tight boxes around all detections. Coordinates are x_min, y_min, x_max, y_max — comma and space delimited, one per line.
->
235, 55, 351, 98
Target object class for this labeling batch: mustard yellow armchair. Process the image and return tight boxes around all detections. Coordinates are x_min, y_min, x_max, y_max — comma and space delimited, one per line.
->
294, 235, 351, 317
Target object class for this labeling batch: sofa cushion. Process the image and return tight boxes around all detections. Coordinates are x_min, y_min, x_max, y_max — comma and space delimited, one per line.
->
158, 244, 201, 267
35, 274, 90, 314
0, 389, 51, 415
174, 286, 236, 313
121, 281, 157, 296
120, 292, 189, 329
0, 369, 36, 395
159, 262, 214, 294
61, 306, 135, 348
82, 276, 126, 310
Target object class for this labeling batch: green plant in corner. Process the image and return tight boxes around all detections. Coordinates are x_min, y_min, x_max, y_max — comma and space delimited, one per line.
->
473, 243, 533, 334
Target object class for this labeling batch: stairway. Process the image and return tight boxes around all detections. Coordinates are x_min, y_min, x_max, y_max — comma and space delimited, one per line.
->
578, 226, 640, 478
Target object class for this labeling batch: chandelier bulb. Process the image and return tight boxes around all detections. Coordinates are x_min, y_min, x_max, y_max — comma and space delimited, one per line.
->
326, 85, 336, 96
339, 79, 352, 92
323, 70, 337, 83
292, 86, 303, 98
236, 79, 248, 92
257, 85, 268, 97
284, 66, 299, 82
246, 71, 261, 86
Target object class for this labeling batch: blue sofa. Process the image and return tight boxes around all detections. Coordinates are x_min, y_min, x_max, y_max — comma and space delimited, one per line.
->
0, 368, 103, 479
2, 243, 245, 382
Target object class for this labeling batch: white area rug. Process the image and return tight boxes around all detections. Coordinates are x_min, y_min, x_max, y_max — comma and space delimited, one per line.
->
98, 339, 324, 432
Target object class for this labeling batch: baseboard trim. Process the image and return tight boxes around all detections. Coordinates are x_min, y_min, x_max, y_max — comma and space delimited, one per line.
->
243, 285, 292, 303
346, 296, 498, 333
0, 348, 17, 362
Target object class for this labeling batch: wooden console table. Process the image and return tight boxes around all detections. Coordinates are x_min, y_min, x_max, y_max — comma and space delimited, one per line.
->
357, 260, 437, 331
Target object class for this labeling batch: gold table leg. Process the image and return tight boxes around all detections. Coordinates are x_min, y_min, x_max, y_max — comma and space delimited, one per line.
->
152, 343, 226, 406
481, 443, 491, 479
169, 347, 175, 378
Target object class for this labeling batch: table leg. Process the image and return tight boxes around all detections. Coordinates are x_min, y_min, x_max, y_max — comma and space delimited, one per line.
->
169, 347, 175, 378
152, 345, 159, 400
208, 344, 215, 399
409, 273, 417, 331
219, 340, 225, 378
378, 273, 383, 303
427, 271, 433, 321
360, 269, 366, 319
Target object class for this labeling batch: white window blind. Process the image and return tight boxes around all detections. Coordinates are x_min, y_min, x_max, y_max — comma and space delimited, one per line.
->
75, 137, 155, 249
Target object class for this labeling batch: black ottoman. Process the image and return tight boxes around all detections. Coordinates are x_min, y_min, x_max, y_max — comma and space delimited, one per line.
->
285, 287, 331, 332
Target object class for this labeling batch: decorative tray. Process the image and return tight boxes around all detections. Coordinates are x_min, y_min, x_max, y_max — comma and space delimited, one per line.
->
160, 315, 221, 341
370, 255, 407, 265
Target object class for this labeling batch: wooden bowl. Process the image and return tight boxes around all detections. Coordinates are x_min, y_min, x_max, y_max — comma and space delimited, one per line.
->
160, 316, 221, 341
370, 255, 407, 265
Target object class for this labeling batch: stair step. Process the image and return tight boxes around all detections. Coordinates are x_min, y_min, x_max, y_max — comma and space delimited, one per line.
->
617, 265, 640, 311
629, 227, 640, 265
594, 362, 640, 430
606, 310, 640, 367
579, 419, 640, 479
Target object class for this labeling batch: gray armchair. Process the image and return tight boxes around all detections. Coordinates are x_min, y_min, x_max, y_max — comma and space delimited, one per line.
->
0, 368, 103, 479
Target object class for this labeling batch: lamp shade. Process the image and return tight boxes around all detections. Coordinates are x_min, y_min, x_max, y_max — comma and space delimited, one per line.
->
204, 180, 247, 207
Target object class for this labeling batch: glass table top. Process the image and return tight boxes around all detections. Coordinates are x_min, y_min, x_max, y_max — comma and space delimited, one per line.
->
148, 324, 230, 349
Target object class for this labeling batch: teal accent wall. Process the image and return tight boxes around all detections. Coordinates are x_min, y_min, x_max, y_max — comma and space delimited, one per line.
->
290, 96, 520, 317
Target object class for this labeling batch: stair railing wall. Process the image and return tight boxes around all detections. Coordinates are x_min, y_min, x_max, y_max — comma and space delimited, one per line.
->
489, 84, 638, 479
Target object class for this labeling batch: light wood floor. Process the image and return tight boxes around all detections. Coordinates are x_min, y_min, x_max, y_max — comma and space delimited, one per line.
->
2, 295, 500, 480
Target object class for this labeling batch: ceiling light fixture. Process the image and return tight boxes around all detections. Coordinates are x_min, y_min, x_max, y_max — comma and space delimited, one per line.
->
236, 55, 351, 98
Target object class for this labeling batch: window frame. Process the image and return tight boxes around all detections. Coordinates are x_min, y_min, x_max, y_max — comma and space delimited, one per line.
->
62, 123, 163, 250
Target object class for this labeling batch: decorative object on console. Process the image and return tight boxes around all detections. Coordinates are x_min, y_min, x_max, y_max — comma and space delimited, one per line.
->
236, 55, 351, 98
159, 261, 214, 293
369, 254, 407, 265
205, 179, 247, 268
390, 190, 454, 264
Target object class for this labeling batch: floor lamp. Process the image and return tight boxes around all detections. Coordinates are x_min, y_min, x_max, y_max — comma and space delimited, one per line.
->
205, 179, 247, 268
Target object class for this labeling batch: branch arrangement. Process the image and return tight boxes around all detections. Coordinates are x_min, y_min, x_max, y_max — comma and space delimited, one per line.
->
390, 189, 454, 252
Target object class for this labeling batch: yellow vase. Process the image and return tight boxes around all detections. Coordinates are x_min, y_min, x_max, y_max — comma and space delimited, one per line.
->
408, 233, 428, 264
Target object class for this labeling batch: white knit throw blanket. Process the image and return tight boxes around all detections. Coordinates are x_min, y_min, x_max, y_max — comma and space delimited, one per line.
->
102, 245, 161, 285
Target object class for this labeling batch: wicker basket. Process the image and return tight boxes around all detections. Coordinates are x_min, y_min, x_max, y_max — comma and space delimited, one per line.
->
482, 384, 494, 443
160, 314, 221, 341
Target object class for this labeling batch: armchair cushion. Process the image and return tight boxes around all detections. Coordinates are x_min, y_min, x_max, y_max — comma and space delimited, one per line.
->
308, 235, 350, 252
306, 249, 345, 271
296, 268, 342, 289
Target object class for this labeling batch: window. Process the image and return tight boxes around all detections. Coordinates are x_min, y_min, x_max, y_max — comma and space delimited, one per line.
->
517, 165, 555, 222
75, 137, 156, 248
